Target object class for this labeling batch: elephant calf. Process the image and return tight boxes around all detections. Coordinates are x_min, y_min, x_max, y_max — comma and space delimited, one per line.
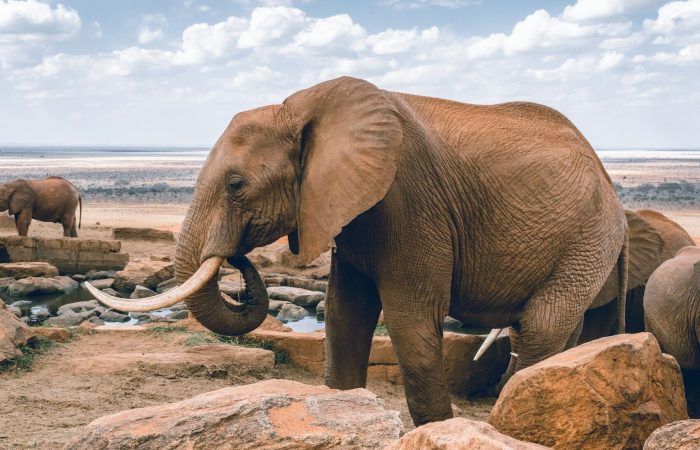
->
0, 177, 82, 237
578, 209, 695, 343
644, 245, 700, 417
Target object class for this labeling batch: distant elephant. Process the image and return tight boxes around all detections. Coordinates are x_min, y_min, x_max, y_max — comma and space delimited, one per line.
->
89, 76, 627, 425
578, 209, 695, 343
0, 177, 82, 237
644, 245, 700, 417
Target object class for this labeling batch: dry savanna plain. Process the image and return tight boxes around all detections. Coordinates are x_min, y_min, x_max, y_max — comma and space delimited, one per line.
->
0, 147, 699, 448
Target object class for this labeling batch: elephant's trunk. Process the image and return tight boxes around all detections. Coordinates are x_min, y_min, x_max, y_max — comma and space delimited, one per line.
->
174, 211, 269, 336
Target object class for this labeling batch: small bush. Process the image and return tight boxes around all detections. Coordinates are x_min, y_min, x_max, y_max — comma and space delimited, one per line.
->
149, 325, 189, 335
374, 324, 389, 336
0, 336, 54, 373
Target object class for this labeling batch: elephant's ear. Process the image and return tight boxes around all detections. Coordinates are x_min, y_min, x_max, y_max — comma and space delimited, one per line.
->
626, 210, 664, 288
693, 261, 700, 292
8, 183, 35, 215
283, 77, 403, 263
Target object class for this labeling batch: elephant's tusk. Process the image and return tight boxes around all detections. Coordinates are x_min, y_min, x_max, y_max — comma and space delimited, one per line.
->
84, 256, 224, 312
473, 328, 502, 361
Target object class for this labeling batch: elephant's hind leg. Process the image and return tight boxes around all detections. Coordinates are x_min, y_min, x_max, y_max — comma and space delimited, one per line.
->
324, 256, 382, 390
504, 253, 612, 385
62, 212, 77, 237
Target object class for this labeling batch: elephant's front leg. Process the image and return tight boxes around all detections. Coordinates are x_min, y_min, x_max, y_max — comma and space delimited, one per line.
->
324, 255, 382, 389
382, 288, 453, 425
14, 209, 32, 236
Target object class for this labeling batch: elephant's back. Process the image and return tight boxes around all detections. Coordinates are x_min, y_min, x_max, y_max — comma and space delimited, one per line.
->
395, 93, 611, 185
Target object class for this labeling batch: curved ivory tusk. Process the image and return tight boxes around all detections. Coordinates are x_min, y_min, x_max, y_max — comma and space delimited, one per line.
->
84, 256, 224, 312
473, 328, 502, 361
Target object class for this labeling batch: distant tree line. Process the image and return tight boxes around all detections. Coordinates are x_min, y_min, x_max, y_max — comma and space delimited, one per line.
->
614, 180, 698, 209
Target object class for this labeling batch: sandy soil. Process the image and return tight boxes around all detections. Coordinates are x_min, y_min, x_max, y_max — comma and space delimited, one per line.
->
0, 325, 494, 449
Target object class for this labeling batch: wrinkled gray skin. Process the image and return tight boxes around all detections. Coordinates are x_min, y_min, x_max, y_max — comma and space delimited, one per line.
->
644, 245, 700, 418
174, 76, 627, 425
579, 209, 696, 343
0, 177, 81, 237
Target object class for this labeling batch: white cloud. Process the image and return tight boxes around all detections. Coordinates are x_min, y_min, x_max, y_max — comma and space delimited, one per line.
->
237, 6, 305, 48
293, 14, 365, 49
0, 0, 81, 41
381, 0, 479, 9
562, 0, 653, 22
138, 27, 163, 44
528, 51, 625, 80
643, 0, 700, 44
635, 42, 700, 63
174, 16, 247, 64
464, 9, 630, 58
361, 26, 439, 55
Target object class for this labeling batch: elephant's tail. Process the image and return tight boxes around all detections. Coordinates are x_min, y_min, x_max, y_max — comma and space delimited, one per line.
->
617, 227, 629, 334
78, 195, 82, 229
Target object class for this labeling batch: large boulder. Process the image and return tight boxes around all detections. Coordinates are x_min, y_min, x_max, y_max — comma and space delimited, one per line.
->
386, 417, 548, 450
46, 310, 98, 327
57, 300, 101, 315
0, 301, 35, 363
64, 379, 403, 449
113, 260, 174, 291
489, 333, 688, 449
7, 276, 78, 296
0, 262, 59, 279
644, 419, 700, 449
268, 286, 325, 307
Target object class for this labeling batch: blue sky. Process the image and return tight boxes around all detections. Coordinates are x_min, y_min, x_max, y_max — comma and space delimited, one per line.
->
0, 0, 698, 148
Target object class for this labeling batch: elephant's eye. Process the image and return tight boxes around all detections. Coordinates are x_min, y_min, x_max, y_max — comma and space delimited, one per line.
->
226, 175, 246, 193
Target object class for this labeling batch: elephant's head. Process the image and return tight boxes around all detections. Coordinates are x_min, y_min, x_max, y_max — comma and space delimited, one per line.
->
0, 181, 34, 215
90, 76, 404, 335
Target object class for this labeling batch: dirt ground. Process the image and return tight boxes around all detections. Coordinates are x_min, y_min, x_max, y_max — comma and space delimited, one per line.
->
0, 325, 495, 449
0, 202, 495, 448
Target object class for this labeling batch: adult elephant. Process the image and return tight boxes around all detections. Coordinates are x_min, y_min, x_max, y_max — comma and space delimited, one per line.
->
578, 209, 695, 342
0, 177, 82, 237
644, 245, 700, 418
89, 77, 627, 425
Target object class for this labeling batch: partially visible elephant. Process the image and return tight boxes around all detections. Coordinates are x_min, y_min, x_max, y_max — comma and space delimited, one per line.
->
0, 177, 82, 237
89, 77, 627, 425
578, 209, 696, 343
644, 245, 700, 417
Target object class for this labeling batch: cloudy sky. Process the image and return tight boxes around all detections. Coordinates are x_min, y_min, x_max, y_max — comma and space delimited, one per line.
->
0, 0, 698, 148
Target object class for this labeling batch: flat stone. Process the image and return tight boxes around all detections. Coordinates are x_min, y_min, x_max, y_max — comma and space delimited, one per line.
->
268, 299, 289, 312
32, 327, 70, 342
156, 278, 177, 294
112, 227, 175, 241
88, 278, 114, 290
276, 302, 308, 322
268, 286, 325, 307
7, 276, 78, 297
101, 288, 123, 298
57, 300, 99, 315
130, 285, 156, 299
71, 274, 87, 282
165, 310, 188, 321
100, 310, 130, 322
114, 260, 174, 291
65, 379, 403, 450
46, 310, 97, 327
66, 344, 275, 375
0, 262, 59, 279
